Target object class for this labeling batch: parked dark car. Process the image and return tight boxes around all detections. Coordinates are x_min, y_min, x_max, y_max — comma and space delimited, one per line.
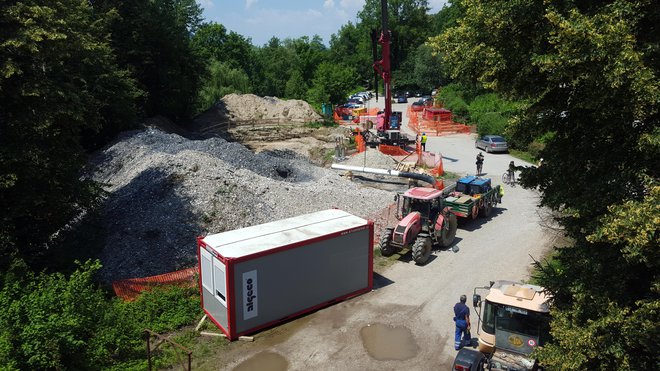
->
411, 100, 425, 112
397, 96, 408, 103
421, 96, 433, 106
475, 135, 509, 153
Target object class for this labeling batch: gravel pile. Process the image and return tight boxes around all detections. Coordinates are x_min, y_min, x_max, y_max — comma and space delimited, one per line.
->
342, 148, 398, 169
87, 128, 393, 282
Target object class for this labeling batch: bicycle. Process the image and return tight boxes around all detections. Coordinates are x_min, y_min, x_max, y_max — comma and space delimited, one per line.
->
502, 170, 516, 185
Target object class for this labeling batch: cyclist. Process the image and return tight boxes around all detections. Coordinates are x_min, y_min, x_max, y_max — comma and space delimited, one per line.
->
507, 161, 516, 183
476, 152, 484, 175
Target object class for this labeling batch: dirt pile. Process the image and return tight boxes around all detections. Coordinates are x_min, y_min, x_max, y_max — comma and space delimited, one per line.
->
87, 128, 392, 282
221, 94, 322, 122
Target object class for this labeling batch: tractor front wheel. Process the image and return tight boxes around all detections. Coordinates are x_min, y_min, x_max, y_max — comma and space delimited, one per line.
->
379, 228, 396, 257
439, 213, 458, 247
412, 236, 432, 265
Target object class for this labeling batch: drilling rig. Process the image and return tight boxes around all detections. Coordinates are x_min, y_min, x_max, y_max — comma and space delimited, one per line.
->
371, 0, 413, 148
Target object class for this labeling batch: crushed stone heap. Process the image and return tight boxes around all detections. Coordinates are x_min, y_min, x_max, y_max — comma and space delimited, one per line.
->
87, 128, 391, 282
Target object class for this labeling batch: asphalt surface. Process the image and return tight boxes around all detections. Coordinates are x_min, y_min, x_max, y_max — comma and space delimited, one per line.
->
207, 99, 554, 371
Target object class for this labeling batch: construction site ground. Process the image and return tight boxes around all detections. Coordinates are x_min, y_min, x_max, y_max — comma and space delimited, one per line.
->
186, 98, 557, 370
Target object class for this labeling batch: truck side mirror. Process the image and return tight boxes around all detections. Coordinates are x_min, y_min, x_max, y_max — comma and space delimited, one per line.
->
473, 294, 481, 307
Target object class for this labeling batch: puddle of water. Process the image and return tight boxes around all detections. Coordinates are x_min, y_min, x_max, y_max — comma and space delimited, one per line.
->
232, 351, 288, 371
360, 323, 419, 360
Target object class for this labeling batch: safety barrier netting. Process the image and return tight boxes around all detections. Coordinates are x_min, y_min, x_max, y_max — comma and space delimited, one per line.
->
112, 267, 197, 301
407, 106, 473, 136
379, 144, 411, 156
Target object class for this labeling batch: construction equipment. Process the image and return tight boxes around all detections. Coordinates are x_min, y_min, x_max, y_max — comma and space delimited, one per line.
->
380, 186, 458, 264
444, 176, 502, 220
371, 0, 415, 148
330, 163, 457, 264
453, 281, 551, 371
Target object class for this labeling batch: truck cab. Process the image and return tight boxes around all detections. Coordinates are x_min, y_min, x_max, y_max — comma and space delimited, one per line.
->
454, 280, 551, 371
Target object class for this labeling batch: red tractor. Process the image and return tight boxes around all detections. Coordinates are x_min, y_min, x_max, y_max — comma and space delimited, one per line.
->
379, 187, 458, 265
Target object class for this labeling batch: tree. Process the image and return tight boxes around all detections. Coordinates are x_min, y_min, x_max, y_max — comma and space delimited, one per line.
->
252, 37, 297, 97
284, 36, 328, 82
430, 0, 659, 368
99, 0, 204, 121
197, 60, 252, 112
285, 70, 309, 100
329, 22, 374, 90
307, 62, 358, 105
0, 0, 138, 261
358, 0, 431, 72
192, 22, 255, 75
394, 44, 448, 93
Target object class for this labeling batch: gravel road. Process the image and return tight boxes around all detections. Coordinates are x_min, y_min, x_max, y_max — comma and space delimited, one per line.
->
209, 99, 555, 370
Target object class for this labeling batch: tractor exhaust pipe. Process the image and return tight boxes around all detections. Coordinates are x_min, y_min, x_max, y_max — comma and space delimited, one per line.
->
331, 163, 442, 189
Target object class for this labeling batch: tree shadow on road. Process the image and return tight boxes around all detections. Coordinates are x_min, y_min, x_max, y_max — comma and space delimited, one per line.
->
457, 208, 506, 232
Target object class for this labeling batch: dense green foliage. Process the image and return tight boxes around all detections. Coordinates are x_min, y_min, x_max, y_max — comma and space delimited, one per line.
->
437, 83, 526, 145
97, 0, 205, 121
431, 0, 659, 368
0, 0, 139, 262
0, 260, 201, 370
196, 60, 252, 112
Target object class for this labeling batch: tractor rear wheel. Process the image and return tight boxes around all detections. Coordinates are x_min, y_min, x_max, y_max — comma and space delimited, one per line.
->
379, 228, 396, 257
412, 236, 432, 265
439, 213, 458, 247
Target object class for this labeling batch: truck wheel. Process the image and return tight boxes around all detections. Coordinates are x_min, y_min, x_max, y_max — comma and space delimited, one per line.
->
412, 236, 432, 265
379, 228, 396, 257
480, 201, 493, 217
439, 214, 458, 247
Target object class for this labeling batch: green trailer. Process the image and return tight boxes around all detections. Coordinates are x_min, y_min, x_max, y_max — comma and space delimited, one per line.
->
444, 176, 502, 219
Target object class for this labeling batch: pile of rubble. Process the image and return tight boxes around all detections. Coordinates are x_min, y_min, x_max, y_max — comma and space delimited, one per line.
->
87, 128, 393, 282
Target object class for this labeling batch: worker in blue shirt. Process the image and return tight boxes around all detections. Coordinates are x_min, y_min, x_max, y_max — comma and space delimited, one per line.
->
453, 294, 471, 350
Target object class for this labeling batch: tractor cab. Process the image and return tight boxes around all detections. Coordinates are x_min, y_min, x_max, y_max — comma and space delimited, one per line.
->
397, 187, 445, 224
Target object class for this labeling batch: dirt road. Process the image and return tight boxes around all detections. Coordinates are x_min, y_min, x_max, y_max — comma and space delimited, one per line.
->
206, 99, 554, 370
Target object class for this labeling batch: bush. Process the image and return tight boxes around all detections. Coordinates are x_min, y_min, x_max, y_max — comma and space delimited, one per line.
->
0, 259, 202, 370
438, 84, 469, 121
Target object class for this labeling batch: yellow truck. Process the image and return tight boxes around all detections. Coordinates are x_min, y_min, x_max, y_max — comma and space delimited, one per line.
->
452, 280, 551, 371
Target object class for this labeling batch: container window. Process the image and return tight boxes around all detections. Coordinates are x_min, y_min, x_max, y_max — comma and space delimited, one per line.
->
213, 258, 227, 307
200, 248, 213, 293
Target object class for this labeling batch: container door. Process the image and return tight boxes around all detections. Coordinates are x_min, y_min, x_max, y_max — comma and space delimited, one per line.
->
200, 247, 213, 293
213, 257, 227, 307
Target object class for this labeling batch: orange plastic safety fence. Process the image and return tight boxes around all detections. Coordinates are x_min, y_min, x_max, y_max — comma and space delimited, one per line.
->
379, 144, 411, 156
112, 267, 197, 301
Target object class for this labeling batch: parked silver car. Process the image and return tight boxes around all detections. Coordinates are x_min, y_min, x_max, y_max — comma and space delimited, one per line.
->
475, 135, 509, 153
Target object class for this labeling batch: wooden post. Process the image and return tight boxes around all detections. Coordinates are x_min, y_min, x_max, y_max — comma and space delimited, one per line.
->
146, 331, 152, 371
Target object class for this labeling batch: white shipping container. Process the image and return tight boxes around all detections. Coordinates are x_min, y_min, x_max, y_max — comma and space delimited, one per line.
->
198, 209, 373, 340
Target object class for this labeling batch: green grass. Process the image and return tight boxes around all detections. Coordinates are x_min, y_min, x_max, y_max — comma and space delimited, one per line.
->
440, 171, 461, 181
305, 119, 337, 128
508, 149, 537, 164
